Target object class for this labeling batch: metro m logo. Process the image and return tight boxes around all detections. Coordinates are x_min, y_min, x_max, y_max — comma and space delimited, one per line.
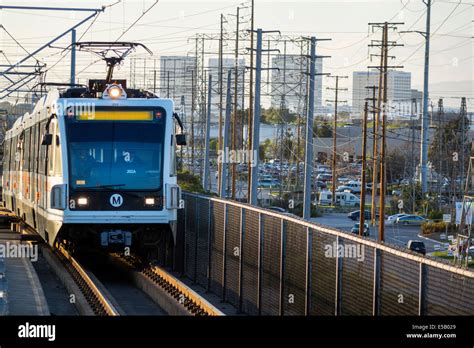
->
110, 194, 123, 207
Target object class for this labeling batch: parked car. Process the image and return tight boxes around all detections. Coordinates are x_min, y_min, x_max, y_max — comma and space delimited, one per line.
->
337, 181, 361, 194
316, 173, 332, 182
351, 223, 370, 236
395, 215, 427, 225
319, 191, 360, 207
268, 206, 287, 213
407, 240, 426, 255
258, 178, 281, 188
387, 213, 409, 224
347, 210, 371, 221
313, 180, 327, 189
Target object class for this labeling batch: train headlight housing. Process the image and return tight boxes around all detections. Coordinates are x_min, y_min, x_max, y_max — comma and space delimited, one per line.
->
77, 197, 88, 206
103, 84, 126, 100
145, 198, 155, 205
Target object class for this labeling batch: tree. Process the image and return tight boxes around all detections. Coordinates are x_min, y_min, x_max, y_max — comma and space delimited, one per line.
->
261, 107, 296, 124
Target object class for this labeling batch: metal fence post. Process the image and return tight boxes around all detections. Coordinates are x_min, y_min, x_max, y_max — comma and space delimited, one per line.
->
193, 199, 199, 282
222, 203, 228, 300
335, 235, 342, 316
279, 219, 286, 316
207, 199, 212, 291
418, 263, 425, 315
305, 227, 312, 316
238, 207, 245, 313
257, 212, 263, 315
372, 248, 380, 316
182, 195, 188, 277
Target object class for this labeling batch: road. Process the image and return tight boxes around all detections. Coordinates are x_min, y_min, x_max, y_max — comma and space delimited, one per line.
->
311, 213, 446, 253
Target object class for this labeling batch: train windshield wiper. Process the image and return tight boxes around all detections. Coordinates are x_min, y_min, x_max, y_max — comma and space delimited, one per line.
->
81, 184, 126, 189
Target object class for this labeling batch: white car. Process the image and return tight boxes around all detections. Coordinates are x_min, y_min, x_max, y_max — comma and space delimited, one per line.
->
387, 213, 409, 224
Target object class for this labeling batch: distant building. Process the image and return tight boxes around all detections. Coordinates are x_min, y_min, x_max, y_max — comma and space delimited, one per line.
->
159, 56, 196, 117
270, 54, 323, 112
411, 89, 423, 102
352, 70, 411, 118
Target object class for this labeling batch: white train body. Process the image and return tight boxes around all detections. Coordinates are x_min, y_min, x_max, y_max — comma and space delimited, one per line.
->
2, 85, 181, 258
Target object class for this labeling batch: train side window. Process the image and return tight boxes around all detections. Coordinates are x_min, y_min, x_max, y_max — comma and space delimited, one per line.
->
39, 121, 48, 175
24, 129, 31, 172
4, 138, 9, 171
54, 122, 62, 176
170, 131, 176, 177
48, 121, 56, 174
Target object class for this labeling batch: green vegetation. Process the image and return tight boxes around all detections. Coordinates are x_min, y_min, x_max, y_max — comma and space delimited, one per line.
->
177, 170, 207, 194
431, 250, 474, 268
261, 107, 297, 124
420, 221, 456, 235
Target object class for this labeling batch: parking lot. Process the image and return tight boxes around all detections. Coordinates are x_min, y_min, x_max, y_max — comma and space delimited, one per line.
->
311, 213, 445, 253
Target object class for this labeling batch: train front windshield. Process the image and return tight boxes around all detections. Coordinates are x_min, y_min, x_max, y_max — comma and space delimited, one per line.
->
66, 108, 166, 191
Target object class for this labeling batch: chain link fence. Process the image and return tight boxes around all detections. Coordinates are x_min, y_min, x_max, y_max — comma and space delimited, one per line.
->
181, 193, 474, 315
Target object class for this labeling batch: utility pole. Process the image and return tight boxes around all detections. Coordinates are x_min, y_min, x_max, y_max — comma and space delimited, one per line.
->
249, 28, 280, 206
191, 69, 195, 174
421, 0, 432, 195
460, 97, 467, 195
302, 36, 330, 219
203, 74, 212, 192
218, 14, 225, 195
365, 85, 378, 224
70, 29, 76, 85
231, 6, 240, 200
411, 98, 417, 213
220, 70, 232, 198
247, 0, 255, 202
368, 21, 404, 241
437, 98, 443, 203
359, 101, 369, 236
400, 0, 431, 194
326, 75, 348, 206
303, 36, 317, 219
379, 23, 389, 242
279, 40, 288, 199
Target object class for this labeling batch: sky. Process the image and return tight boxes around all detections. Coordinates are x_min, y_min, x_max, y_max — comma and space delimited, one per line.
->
0, 0, 472, 108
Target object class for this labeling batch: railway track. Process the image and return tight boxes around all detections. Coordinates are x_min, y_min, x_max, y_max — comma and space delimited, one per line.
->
115, 254, 224, 316
19, 221, 224, 316
54, 244, 120, 316
52, 245, 224, 316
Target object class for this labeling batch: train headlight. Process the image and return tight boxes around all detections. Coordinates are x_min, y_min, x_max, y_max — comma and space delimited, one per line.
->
108, 86, 121, 99
104, 84, 126, 100
145, 198, 155, 205
77, 197, 88, 206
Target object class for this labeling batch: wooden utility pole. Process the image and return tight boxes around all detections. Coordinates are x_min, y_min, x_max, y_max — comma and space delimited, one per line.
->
359, 101, 369, 236
378, 24, 389, 242
326, 75, 348, 206
368, 21, 404, 240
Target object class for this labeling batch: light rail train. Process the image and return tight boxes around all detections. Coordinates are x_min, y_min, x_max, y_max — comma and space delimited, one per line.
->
1, 80, 185, 261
